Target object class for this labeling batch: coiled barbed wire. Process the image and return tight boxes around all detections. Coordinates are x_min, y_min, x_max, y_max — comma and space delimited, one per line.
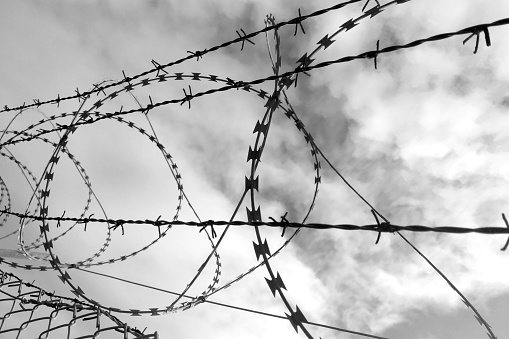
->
1, 1, 508, 338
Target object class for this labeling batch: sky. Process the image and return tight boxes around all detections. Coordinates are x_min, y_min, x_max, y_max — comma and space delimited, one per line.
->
1, 0, 509, 338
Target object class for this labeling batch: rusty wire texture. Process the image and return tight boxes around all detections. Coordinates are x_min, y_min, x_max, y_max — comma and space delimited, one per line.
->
1, 0, 508, 338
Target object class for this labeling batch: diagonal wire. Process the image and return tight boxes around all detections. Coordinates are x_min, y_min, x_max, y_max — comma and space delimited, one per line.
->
75, 267, 390, 339
0, 0, 364, 114
6, 15, 509, 150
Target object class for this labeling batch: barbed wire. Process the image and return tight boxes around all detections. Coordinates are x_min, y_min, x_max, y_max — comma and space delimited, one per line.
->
0, 0, 366, 115
4, 16, 508, 152
2, 210, 509, 235
1, 1, 507, 338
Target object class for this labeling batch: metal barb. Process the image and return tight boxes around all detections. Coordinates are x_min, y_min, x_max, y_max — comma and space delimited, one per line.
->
79, 214, 94, 232
501, 213, 509, 251
199, 220, 217, 239
56, 211, 65, 228
153, 215, 163, 238
151, 59, 169, 77
92, 83, 106, 96
294, 8, 306, 36
236, 28, 255, 51
463, 27, 491, 54
187, 50, 204, 61
374, 40, 380, 69
269, 212, 289, 237
180, 85, 193, 109
109, 220, 125, 235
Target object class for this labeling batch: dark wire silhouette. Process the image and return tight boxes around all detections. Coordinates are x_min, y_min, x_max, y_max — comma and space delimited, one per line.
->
0, 1, 507, 338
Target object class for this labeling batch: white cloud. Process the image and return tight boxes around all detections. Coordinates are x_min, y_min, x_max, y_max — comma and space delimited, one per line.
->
2, 1, 509, 339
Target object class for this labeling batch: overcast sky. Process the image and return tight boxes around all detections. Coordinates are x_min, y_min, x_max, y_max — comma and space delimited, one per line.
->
1, 1, 509, 338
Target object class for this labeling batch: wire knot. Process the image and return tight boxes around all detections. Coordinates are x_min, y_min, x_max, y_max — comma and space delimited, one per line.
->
75, 87, 90, 102
109, 220, 125, 235
463, 26, 491, 54
371, 210, 393, 244
151, 59, 169, 77
199, 220, 217, 239
187, 50, 205, 61
92, 83, 107, 96
78, 214, 94, 232
372, 40, 380, 69
269, 212, 289, 237
180, 85, 193, 109
56, 211, 66, 228
151, 215, 163, 238
236, 28, 255, 51
293, 8, 306, 36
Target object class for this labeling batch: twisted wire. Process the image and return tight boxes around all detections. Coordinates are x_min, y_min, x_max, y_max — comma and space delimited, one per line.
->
2, 211, 508, 235
0, 0, 364, 114
0, 1, 507, 338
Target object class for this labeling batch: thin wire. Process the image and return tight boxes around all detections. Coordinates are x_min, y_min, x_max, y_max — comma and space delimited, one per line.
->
75, 267, 390, 339
397, 232, 497, 338
314, 146, 388, 222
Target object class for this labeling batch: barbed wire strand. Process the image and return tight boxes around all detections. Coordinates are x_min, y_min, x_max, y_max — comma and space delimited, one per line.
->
0, 0, 365, 114
1, 211, 508, 235
1, 3, 507, 339
5, 16, 508, 151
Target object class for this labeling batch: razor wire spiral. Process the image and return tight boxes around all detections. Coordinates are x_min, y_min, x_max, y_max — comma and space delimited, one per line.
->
1, 1, 509, 338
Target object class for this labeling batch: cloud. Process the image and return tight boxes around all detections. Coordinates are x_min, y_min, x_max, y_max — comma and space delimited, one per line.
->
2, 1, 509, 339
227, 0, 509, 336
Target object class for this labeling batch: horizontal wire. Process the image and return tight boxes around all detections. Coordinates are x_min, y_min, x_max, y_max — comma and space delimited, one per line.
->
2, 210, 508, 235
